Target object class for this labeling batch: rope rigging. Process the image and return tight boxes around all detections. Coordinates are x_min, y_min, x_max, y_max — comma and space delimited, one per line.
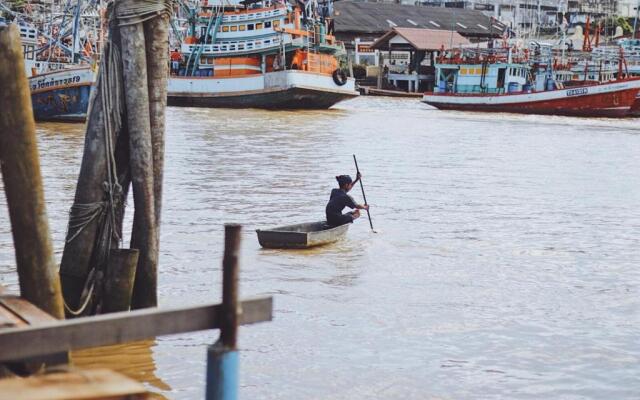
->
63, 0, 173, 316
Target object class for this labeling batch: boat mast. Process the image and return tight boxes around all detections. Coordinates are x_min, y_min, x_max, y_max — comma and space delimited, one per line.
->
71, 0, 82, 63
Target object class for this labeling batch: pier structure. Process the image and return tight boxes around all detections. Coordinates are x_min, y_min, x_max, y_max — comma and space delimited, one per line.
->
370, 27, 471, 92
0, 5, 273, 399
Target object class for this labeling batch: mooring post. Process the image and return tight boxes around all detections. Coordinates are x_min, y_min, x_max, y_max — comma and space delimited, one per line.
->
59, 18, 129, 314
0, 25, 64, 320
206, 224, 241, 400
102, 249, 139, 313
143, 14, 169, 232
119, 19, 158, 310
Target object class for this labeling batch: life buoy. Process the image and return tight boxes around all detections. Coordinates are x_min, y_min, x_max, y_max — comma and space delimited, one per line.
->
332, 69, 347, 86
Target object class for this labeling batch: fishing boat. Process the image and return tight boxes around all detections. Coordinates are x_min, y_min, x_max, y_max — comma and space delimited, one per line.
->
422, 46, 640, 118
11, 2, 99, 121
167, 0, 358, 109
256, 221, 349, 249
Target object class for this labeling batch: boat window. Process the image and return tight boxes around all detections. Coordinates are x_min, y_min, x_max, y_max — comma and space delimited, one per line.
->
265, 21, 271, 28
222, 26, 229, 32
231, 25, 238, 32
248, 24, 254, 30
273, 20, 280, 28
239, 24, 246, 31
256, 22, 263, 29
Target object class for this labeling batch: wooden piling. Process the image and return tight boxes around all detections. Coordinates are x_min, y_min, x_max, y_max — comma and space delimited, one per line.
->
103, 249, 139, 313
206, 224, 242, 400
221, 224, 240, 349
119, 22, 158, 309
0, 25, 64, 320
58, 27, 123, 312
143, 15, 169, 231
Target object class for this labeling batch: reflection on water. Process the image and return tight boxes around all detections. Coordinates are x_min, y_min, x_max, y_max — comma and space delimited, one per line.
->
0, 97, 639, 399
72, 340, 170, 399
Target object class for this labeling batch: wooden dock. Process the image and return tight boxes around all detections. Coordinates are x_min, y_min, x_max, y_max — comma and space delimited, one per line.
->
359, 86, 423, 98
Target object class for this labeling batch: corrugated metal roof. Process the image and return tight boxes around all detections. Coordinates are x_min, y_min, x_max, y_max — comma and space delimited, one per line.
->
370, 27, 471, 50
334, 2, 506, 37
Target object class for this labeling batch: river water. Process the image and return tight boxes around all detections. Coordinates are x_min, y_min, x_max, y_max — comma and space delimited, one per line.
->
1, 97, 639, 399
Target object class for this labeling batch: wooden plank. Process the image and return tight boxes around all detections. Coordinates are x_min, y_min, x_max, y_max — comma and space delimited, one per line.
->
0, 305, 24, 329
0, 297, 272, 362
0, 295, 58, 325
0, 368, 148, 400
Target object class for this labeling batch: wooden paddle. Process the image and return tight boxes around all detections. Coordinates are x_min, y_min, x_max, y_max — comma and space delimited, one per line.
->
353, 154, 376, 233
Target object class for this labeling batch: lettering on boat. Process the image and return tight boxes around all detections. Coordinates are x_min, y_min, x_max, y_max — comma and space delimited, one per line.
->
31, 75, 83, 91
566, 88, 588, 97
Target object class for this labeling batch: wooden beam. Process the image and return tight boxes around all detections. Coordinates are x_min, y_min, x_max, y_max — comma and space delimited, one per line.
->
0, 297, 272, 362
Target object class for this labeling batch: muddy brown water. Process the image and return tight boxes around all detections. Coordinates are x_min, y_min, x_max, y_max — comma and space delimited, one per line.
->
1, 97, 639, 399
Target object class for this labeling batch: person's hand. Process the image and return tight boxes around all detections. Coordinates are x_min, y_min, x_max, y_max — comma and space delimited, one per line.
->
353, 209, 361, 219
356, 172, 362, 180
363, 204, 370, 211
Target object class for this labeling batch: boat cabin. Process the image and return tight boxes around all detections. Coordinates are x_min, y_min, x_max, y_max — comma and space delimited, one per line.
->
435, 62, 530, 94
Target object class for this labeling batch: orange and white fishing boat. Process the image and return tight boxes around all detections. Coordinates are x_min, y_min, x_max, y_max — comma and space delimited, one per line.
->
168, 0, 357, 109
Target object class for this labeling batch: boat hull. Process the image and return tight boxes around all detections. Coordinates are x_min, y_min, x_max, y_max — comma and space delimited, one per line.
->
256, 221, 349, 249
168, 70, 358, 109
28, 67, 95, 122
423, 80, 640, 118
169, 86, 356, 109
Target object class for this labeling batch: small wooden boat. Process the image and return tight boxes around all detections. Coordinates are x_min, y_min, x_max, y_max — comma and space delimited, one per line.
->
256, 221, 349, 249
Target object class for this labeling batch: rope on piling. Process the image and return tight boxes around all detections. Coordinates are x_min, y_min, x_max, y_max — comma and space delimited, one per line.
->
63, 0, 173, 315
115, 0, 173, 26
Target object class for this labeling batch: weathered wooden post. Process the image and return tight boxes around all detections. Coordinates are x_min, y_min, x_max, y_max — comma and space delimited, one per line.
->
116, 0, 172, 310
0, 24, 64, 320
102, 249, 139, 313
206, 224, 241, 400
118, 17, 158, 309
144, 14, 169, 230
59, 13, 129, 315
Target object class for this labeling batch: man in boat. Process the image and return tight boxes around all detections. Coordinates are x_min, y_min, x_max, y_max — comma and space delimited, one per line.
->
326, 174, 369, 226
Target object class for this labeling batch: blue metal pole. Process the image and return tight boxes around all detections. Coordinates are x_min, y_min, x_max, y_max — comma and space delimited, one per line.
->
206, 344, 239, 400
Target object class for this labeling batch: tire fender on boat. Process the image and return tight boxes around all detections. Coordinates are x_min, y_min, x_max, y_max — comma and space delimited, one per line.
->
332, 69, 348, 86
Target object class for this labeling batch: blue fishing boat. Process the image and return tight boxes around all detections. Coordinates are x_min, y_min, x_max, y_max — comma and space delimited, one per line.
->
15, 13, 96, 121
28, 65, 94, 122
